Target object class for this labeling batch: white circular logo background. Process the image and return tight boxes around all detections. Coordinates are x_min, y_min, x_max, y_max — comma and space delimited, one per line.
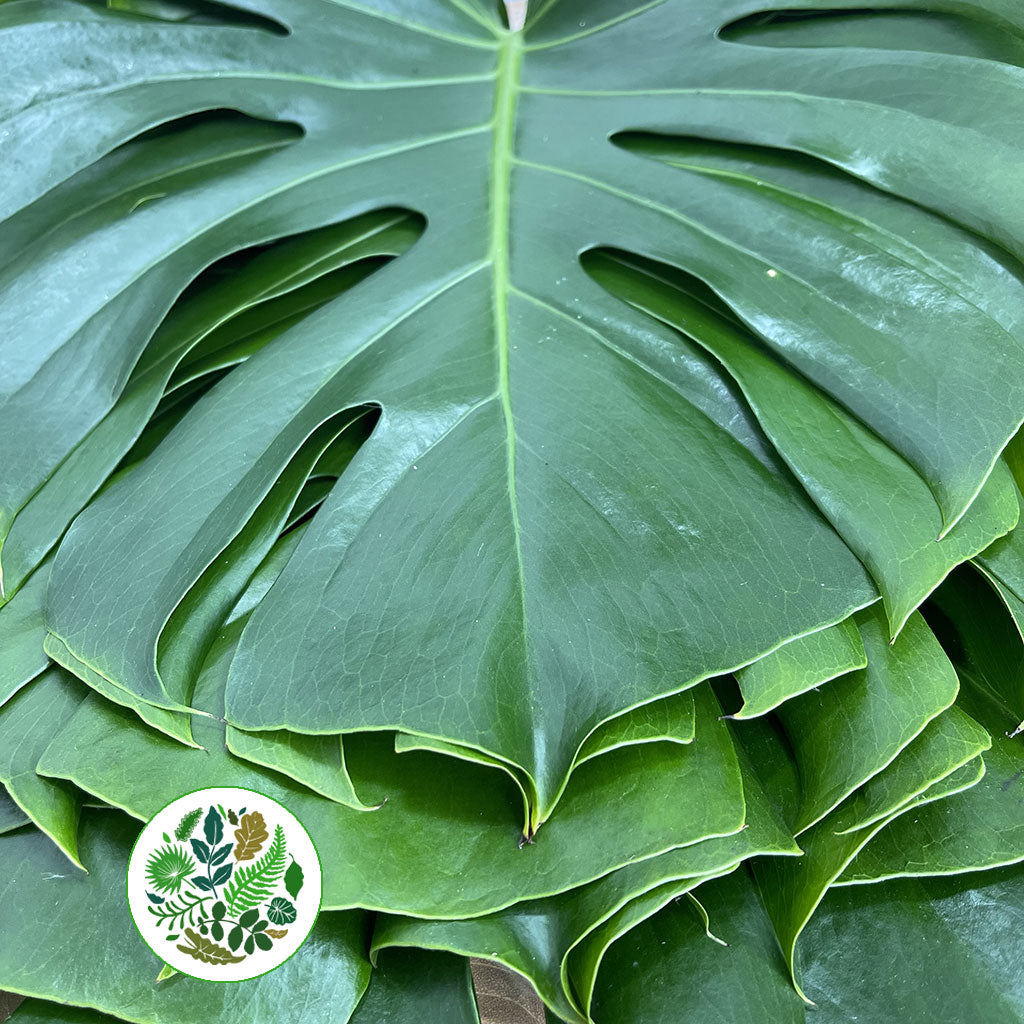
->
127, 787, 322, 982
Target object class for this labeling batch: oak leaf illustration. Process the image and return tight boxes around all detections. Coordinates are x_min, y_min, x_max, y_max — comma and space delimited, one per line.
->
176, 927, 245, 965
233, 811, 268, 861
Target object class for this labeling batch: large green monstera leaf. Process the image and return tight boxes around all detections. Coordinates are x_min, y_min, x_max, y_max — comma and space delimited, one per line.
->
2, 1, 1024, 1022
4, 0, 1020, 821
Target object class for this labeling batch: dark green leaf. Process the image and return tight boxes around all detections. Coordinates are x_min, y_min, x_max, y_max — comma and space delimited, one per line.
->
203, 806, 223, 847
284, 858, 304, 901
211, 862, 233, 886
210, 842, 233, 866
801, 866, 1024, 1020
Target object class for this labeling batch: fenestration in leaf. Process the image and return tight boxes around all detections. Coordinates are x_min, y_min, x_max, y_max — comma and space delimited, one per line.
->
21, 0, 1021, 823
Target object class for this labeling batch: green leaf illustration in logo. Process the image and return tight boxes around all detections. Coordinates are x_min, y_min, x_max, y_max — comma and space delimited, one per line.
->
147, 890, 210, 931
266, 897, 296, 926
203, 805, 224, 847
176, 927, 245, 966
144, 844, 196, 896
172, 808, 201, 842
284, 858, 304, 901
210, 842, 233, 866
223, 825, 286, 915
211, 862, 233, 887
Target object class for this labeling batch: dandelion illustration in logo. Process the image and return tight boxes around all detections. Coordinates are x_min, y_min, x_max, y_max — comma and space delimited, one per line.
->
145, 844, 196, 895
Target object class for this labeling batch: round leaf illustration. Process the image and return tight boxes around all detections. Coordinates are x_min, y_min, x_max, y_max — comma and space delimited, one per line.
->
266, 898, 296, 926
144, 844, 196, 896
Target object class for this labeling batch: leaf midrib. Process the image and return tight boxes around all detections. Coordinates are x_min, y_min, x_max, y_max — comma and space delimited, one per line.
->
490, 30, 540, 810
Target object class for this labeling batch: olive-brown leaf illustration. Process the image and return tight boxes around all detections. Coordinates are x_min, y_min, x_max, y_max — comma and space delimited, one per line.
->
265, 928, 288, 939
233, 811, 268, 862
176, 927, 245, 965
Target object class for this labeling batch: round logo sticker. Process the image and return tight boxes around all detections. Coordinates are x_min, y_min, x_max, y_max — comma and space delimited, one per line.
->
127, 787, 322, 982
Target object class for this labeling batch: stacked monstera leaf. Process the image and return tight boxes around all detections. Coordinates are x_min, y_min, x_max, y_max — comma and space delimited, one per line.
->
1, 1, 1023, 1021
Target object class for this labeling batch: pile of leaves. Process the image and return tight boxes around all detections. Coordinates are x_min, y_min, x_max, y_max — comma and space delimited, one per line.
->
1, 0, 1023, 1021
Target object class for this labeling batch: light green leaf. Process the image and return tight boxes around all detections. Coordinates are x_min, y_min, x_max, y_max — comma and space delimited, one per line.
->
0, 668, 89, 868
226, 727, 378, 812
732, 618, 866, 720
776, 606, 959, 833
38, 625, 745, 917
396, 688, 696, 835
756, 751, 986, 1001
832, 706, 992, 836
838, 569, 1024, 881
373, 717, 797, 1023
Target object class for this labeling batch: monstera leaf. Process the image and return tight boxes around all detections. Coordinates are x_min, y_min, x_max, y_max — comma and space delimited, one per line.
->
2, 0, 1017, 829
2, 2, 1024, 1023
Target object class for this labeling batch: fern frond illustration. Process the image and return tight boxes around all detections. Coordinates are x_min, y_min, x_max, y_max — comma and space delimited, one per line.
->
145, 844, 196, 895
223, 825, 287, 916
146, 889, 210, 930
173, 808, 202, 842
176, 928, 245, 966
